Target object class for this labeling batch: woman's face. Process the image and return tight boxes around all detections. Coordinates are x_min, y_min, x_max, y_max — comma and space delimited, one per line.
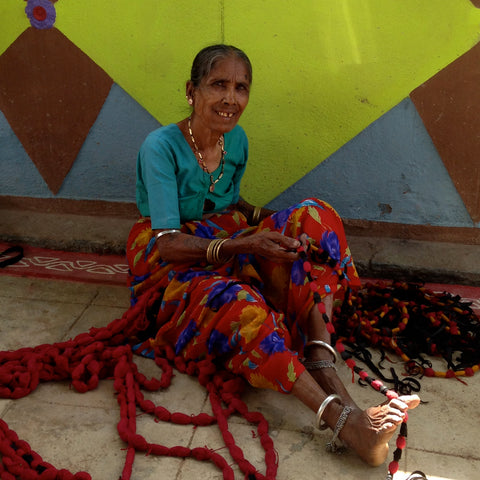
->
189, 55, 251, 134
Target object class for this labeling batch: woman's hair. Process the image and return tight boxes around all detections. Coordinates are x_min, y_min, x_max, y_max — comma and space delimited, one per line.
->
190, 44, 252, 87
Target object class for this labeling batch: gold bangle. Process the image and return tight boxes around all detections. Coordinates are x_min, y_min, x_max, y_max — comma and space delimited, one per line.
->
206, 239, 221, 264
206, 238, 231, 264
214, 238, 228, 263
251, 206, 262, 224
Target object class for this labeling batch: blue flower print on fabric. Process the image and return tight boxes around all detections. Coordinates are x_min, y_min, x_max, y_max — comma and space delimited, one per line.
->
291, 259, 306, 286
176, 269, 211, 283
320, 231, 341, 263
271, 206, 295, 230
237, 252, 261, 274
207, 329, 231, 355
205, 281, 243, 310
175, 320, 197, 355
194, 223, 216, 239
260, 332, 287, 355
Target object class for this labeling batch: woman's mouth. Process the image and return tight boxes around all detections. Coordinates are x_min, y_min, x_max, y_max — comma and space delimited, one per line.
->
217, 111, 235, 118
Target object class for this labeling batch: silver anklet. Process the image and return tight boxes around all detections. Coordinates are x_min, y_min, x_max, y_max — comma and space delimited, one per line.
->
326, 405, 353, 453
305, 340, 338, 363
302, 359, 337, 371
315, 394, 341, 430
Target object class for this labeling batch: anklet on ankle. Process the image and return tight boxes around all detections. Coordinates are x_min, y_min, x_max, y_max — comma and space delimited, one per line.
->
315, 394, 341, 430
326, 405, 353, 453
305, 340, 338, 362
303, 359, 337, 371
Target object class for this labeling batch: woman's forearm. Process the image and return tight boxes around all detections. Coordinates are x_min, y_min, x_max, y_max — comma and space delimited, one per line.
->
155, 231, 210, 263
154, 230, 249, 264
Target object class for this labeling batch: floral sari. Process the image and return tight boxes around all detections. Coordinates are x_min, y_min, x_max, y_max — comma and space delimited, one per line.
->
126, 198, 361, 393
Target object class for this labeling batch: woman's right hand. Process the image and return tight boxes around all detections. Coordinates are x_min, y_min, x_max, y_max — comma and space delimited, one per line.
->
234, 231, 301, 263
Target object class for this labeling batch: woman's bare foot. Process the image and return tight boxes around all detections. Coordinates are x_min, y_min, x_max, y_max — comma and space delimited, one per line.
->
338, 395, 420, 466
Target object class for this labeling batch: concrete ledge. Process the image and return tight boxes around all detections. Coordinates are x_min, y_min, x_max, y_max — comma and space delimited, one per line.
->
2, 208, 479, 285
349, 236, 480, 286
1, 208, 133, 255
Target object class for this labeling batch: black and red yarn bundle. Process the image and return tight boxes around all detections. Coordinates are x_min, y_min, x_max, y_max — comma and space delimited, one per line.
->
299, 240, 480, 480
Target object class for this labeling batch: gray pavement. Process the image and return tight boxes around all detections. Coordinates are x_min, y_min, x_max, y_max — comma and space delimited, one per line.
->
1, 275, 479, 480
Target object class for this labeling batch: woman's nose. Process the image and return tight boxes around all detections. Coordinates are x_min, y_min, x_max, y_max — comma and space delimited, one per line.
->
223, 88, 236, 104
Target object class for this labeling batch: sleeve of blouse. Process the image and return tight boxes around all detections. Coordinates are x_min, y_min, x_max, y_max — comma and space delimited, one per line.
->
137, 133, 181, 229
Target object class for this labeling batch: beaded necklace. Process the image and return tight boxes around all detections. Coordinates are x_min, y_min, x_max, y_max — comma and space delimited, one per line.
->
187, 117, 226, 193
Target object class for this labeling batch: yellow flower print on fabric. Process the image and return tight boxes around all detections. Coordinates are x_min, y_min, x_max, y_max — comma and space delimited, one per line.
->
236, 305, 267, 343
249, 373, 277, 391
130, 228, 152, 250
162, 278, 188, 302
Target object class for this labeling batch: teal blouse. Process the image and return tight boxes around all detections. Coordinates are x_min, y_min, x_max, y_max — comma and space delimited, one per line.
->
136, 124, 248, 229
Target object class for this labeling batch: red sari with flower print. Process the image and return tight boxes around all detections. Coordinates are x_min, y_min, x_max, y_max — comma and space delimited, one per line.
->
127, 198, 361, 393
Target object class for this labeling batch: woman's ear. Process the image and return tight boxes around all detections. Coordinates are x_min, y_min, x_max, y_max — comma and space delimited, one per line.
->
185, 81, 194, 104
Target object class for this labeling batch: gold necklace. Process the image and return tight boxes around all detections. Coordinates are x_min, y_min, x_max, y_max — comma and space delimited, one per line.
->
187, 117, 225, 193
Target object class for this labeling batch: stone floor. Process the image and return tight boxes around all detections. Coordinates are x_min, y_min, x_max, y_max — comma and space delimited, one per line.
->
1, 273, 479, 480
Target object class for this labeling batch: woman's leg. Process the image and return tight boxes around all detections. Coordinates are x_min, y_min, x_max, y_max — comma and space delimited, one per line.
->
291, 370, 420, 467
297, 297, 421, 466
305, 296, 359, 408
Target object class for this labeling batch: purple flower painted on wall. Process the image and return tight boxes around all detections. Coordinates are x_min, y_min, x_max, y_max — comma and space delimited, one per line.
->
25, 0, 56, 30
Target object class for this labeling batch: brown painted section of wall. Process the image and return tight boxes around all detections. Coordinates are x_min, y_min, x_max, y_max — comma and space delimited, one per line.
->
410, 42, 480, 223
0, 27, 113, 194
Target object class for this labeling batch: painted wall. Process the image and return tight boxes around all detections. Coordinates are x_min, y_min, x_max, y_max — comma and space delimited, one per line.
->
1, 1, 480, 235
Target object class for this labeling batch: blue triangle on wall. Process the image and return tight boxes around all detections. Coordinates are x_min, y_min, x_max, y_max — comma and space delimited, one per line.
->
0, 110, 53, 197
57, 83, 162, 202
267, 98, 473, 228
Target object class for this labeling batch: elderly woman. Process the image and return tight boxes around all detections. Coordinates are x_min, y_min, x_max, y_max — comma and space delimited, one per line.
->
127, 44, 419, 467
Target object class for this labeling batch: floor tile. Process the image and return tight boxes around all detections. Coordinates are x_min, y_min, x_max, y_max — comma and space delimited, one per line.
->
406, 448, 480, 480
0, 275, 99, 304
91, 283, 130, 307
0, 294, 87, 350
405, 373, 480, 460
0, 399, 11, 416
62, 303, 129, 340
